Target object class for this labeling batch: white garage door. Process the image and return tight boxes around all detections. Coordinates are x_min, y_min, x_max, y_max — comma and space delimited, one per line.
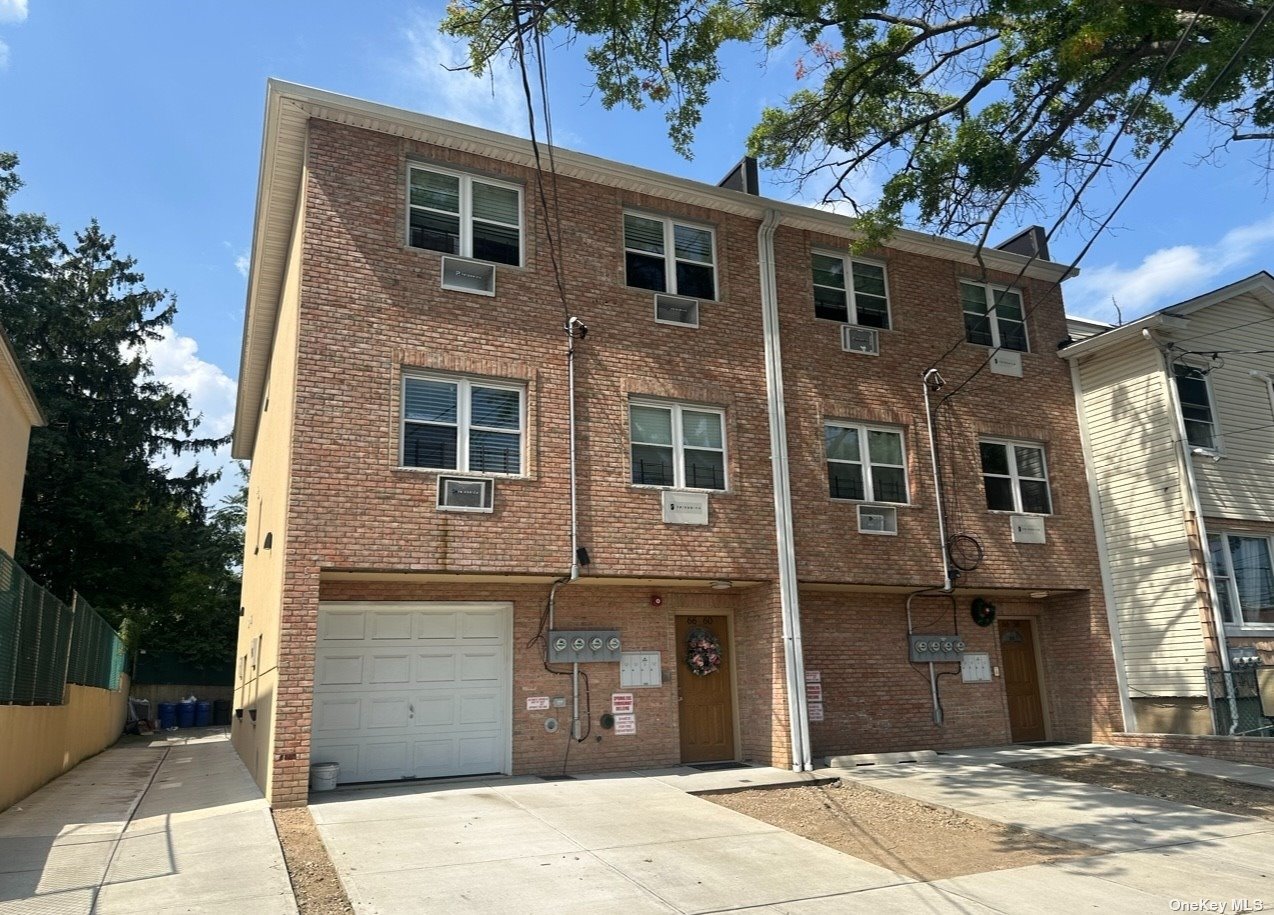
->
312, 602, 511, 784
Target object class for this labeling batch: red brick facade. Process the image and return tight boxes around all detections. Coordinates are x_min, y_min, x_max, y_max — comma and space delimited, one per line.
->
236, 111, 1122, 807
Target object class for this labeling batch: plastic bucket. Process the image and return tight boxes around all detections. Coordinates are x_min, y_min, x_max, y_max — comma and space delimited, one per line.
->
157, 702, 177, 730
194, 700, 213, 727
177, 700, 196, 728
310, 762, 340, 792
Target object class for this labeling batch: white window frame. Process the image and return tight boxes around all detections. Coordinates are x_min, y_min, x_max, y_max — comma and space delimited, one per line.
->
824, 422, 909, 504
979, 438, 1052, 515
400, 372, 527, 477
811, 251, 891, 329
961, 281, 1029, 352
623, 211, 718, 301
629, 399, 728, 492
1173, 362, 1221, 454
1209, 531, 1274, 631
406, 163, 524, 267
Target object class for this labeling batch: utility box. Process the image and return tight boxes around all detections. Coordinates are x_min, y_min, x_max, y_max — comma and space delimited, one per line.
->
909, 634, 966, 663
620, 652, 661, 688
548, 630, 621, 663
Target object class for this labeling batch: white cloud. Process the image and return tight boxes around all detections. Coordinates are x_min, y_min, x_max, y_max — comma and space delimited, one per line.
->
792, 159, 885, 216
234, 254, 249, 278
1068, 214, 1274, 321
0, 0, 27, 24
401, 10, 528, 136
0, 38, 8, 70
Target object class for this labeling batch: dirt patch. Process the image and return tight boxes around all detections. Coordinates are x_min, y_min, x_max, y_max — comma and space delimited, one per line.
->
273, 808, 355, 915
702, 779, 1097, 880
1010, 754, 1274, 820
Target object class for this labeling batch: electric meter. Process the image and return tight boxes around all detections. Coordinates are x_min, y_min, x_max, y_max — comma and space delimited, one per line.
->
590, 637, 603, 650
607, 637, 621, 651
572, 637, 586, 651
553, 637, 568, 652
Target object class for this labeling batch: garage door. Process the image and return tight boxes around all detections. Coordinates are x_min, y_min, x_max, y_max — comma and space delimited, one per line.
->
312, 602, 511, 784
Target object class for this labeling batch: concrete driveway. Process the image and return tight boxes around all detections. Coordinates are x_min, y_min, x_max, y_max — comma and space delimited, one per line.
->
311, 747, 1274, 914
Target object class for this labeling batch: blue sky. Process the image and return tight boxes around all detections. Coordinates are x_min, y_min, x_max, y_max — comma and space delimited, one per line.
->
3, 1, 1273, 502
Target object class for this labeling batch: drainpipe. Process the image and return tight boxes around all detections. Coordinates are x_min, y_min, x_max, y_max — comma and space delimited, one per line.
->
566, 316, 586, 582
1250, 370, 1274, 426
1068, 359, 1136, 733
921, 371, 953, 592
757, 208, 812, 772
1151, 332, 1237, 733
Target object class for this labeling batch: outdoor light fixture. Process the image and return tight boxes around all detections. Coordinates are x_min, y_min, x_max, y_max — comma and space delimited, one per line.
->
1029, 591, 1049, 599
710, 580, 733, 590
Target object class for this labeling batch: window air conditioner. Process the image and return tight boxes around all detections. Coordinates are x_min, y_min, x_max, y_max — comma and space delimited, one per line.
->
654, 293, 699, 327
440, 256, 496, 296
437, 476, 494, 513
857, 504, 897, 535
841, 325, 880, 355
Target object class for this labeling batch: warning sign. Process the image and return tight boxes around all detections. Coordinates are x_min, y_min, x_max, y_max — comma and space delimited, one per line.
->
805, 683, 823, 702
526, 696, 550, 711
808, 702, 824, 722
611, 693, 634, 714
614, 713, 636, 735
805, 670, 821, 683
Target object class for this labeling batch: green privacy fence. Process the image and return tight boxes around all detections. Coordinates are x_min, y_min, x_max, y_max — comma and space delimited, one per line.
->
0, 550, 124, 705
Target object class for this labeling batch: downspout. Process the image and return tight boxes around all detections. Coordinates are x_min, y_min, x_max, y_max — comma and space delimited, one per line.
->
757, 208, 812, 772
921, 371, 953, 592
567, 316, 586, 582
1068, 358, 1135, 733
1249, 370, 1274, 427
1151, 331, 1237, 733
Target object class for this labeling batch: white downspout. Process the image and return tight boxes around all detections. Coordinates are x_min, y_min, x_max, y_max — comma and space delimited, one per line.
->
921, 371, 953, 591
1152, 333, 1237, 733
1068, 358, 1136, 733
757, 208, 812, 772
567, 316, 585, 582
1249, 370, 1274, 425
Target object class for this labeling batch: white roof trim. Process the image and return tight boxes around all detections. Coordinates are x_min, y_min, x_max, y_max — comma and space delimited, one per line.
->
232, 79, 1078, 458
0, 326, 45, 427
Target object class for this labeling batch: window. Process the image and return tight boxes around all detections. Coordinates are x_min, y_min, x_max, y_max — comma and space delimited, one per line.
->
811, 254, 890, 329
979, 440, 1051, 514
1173, 364, 1218, 450
825, 423, 908, 503
630, 401, 726, 490
623, 213, 716, 300
402, 374, 524, 474
961, 282, 1027, 352
1209, 533, 1274, 627
408, 165, 522, 266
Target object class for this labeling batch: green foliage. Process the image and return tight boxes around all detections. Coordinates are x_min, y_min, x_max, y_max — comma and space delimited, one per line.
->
443, 1, 1274, 247
0, 154, 241, 667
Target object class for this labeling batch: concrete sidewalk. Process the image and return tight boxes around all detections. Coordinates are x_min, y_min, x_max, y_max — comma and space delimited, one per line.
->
0, 728, 295, 915
312, 746, 1274, 914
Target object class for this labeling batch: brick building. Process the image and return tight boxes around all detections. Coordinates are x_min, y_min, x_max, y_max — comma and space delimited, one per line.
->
230, 81, 1124, 807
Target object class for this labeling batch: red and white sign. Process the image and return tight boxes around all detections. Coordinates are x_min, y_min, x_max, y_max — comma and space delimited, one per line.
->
805, 670, 821, 683
525, 696, 551, 711
805, 683, 823, 702
611, 693, 634, 714
614, 713, 636, 735
808, 702, 825, 723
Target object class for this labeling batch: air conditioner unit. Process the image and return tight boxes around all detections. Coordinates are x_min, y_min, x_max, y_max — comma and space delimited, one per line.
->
857, 504, 897, 535
440, 256, 496, 296
654, 293, 699, 327
841, 325, 880, 356
990, 349, 1023, 377
437, 476, 494, 513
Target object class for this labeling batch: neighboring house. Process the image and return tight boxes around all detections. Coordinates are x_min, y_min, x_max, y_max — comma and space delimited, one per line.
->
231, 80, 1123, 808
0, 324, 45, 555
1063, 272, 1274, 735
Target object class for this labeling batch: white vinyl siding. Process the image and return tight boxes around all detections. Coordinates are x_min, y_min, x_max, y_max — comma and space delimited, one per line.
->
1075, 341, 1206, 696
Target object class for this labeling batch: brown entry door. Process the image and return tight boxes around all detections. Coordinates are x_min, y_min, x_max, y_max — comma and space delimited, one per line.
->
1000, 618, 1047, 742
676, 615, 736, 763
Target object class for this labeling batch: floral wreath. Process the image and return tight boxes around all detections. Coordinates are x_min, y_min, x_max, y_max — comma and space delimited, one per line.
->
686, 627, 723, 676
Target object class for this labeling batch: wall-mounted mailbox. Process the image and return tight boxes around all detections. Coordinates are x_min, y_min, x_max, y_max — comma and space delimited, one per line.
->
620, 651, 662, 688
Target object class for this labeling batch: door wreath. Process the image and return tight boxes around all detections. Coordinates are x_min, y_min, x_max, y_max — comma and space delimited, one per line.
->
685, 626, 723, 676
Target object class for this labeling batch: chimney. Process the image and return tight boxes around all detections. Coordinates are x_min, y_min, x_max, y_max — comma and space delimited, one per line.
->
717, 156, 760, 196
994, 226, 1050, 261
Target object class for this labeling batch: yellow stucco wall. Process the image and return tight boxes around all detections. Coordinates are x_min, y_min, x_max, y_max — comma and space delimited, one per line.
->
0, 367, 34, 556
231, 169, 305, 802
0, 678, 130, 812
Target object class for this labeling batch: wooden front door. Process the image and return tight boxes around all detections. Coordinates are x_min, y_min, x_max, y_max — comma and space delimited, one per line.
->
676, 614, 735, 763
1000, 618, 1047, 742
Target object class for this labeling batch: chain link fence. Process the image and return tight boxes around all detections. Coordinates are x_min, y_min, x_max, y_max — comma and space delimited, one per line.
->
1207, 664, 1274, 736
0, 550, 124, 705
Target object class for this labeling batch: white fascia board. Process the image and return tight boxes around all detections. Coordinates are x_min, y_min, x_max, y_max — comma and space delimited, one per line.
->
0, 327, 45, 427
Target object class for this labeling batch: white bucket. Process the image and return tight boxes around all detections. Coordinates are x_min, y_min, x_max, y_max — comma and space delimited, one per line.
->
310, 762, 340, 792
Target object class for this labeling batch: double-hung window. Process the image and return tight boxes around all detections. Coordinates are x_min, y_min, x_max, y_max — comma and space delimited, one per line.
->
623, 213, 716, 300
402, 374, 524, 474
979, 440, 1051, 513
811, 254, 890, 329
1173, 363, 1218, 450
824, 423, 908, 503
630, 401, 726, 491
1209, 533, 1274, 627
961, 282, 1027, 352
408, 165, 522, 266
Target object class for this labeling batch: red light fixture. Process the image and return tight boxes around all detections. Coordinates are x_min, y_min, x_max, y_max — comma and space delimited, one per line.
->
650, 594, 663, 607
